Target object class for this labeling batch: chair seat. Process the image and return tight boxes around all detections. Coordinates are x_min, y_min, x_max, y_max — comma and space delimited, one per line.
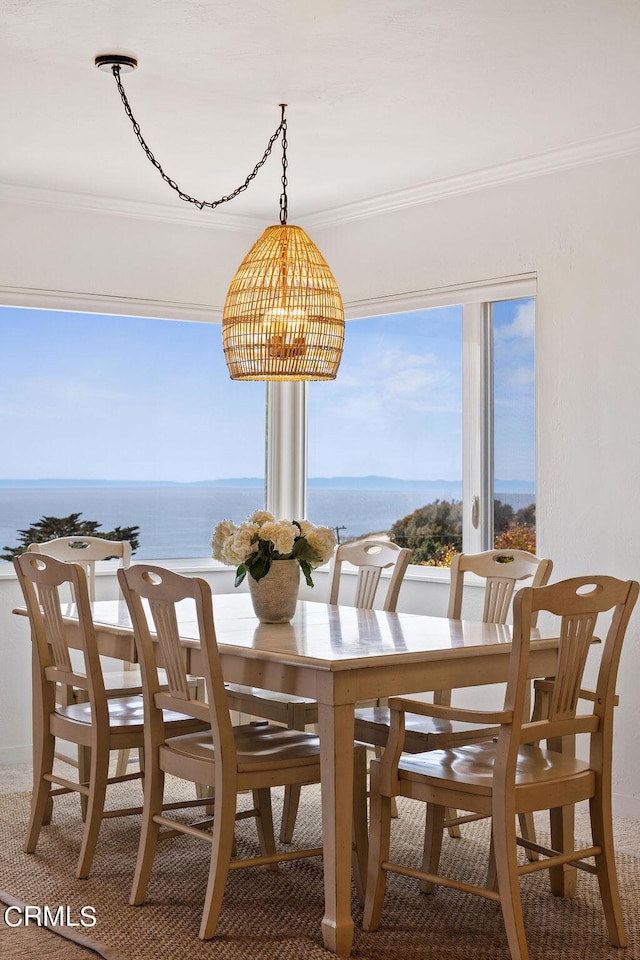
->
56, 695, 205, 730
398, 741, 593, 795
161, 723, 322, 772
354, 705, 499, 752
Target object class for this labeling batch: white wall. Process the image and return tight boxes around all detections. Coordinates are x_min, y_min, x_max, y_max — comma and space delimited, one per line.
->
2, 149, 640, 814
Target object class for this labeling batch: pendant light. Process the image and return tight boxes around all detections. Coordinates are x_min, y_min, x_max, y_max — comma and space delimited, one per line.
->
95, 56, 344, 380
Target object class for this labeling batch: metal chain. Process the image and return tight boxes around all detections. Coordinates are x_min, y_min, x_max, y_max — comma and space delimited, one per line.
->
279, 104, 288, 225
111, 64, 286, 212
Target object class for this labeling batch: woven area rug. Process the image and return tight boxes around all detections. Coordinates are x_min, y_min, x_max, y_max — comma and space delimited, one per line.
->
0, 782, 638, 960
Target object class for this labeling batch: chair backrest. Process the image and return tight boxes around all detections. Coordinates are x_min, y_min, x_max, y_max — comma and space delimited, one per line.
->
117, 564, 232, 760
506, 576, 638, 759
28, 536, 132, 601
328, 540, 411, 612
447, 549, 553, 624
14, 552, 108, 722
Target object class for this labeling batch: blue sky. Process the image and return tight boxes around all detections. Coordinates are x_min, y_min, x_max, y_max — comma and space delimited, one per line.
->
1, 299, 534, 483
309, 306, 464, 481
1, 306, 265, 481
492, 298, 536, 481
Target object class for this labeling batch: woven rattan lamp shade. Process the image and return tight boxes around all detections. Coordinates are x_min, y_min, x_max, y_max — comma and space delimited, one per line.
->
222, 224, 345, 380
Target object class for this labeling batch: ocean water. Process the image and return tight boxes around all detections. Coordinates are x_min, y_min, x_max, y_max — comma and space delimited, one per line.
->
0, 486, 535, 562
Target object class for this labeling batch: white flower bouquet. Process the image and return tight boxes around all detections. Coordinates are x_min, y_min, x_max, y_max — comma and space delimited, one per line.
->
211, 510, 336, 588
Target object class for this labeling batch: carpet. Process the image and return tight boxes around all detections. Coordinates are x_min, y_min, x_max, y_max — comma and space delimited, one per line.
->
0, 782, 638, 960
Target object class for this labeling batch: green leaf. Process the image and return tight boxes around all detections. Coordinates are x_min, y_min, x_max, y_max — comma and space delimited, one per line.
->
234, 564, 247, 588
299, 558, 315, 588
246, 553, 270, 581
291, 539, 321, 563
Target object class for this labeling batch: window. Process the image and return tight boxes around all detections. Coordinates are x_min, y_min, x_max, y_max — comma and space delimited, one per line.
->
1, 276, 535, 569
0, 306, 265, 562
305, 284, 536, 566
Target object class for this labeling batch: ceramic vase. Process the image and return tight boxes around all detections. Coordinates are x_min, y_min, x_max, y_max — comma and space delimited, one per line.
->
247, 559, 301, 623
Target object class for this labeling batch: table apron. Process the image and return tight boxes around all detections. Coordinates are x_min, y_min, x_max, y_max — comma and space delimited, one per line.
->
215, 647, 559, 706
59, 623, 557, 708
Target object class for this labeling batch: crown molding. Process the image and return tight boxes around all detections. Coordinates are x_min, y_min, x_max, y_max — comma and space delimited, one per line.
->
0, 183, 265, 234
344, 273, 537, 320
302, 126, 640, 228
2, 126, 640, 231
0, 284, 222, 324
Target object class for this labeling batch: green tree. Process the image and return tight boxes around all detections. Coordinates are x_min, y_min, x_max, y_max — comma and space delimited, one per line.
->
390, 500, 463, 566
1, 512, 140, 562
514, 502, 536, 527
389, 498, 537, 566
494, 501, 536, 553
493, 500, 515, 533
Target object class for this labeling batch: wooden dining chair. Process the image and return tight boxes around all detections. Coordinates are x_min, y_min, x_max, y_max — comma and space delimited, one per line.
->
363, 575, 638, 960
354, 549, 552, 844
28, 535, 136, 778
14, 552, 206, 879
225, 538, 411, 843
28, 535, 133, 598
328, 539, 412, 610
447, 550, 553, 624
118, 563, 369, 940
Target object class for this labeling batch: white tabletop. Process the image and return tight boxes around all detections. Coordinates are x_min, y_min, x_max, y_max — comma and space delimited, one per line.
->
86, 591, 544, 671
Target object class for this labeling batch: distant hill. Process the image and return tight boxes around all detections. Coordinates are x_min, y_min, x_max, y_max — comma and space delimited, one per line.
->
0, 476, 534, 493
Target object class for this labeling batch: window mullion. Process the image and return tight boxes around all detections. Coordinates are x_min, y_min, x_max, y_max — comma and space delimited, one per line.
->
462, 303, 491, 552
265, 381, 307, 520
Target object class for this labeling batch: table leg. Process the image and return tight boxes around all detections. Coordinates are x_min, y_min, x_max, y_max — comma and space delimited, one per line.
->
318, 700, 356, 956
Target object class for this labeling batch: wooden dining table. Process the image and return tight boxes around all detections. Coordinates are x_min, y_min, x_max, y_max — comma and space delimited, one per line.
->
15, 591, 566, 956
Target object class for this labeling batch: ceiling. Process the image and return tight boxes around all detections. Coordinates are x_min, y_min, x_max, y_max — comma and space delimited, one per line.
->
2, 0, 640, 227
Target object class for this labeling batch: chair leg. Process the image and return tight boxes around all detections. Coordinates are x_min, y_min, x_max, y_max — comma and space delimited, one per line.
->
518, 811, 539, 861
493, 803, 529, 960
279, 784, 302, 843
77, 744, 90, 820
432, 691, 457, 836
253, 787, 279, 871
75, 745, 109, 879
362, 767, 392, 932
486, 813, 537, 891
114, 748, 131, 778
199, 786, 238, 939
352, 744, 369, 906
589, 793, 627, 947
43, 795, 54, 826
24, 726, 56, 853
130, 761, 165, 905
547, 734, 577, 898
421, 803, 446, 894
486, 827, 497, 892
279, 701, 309, 843
549, 804, 578, 897
446, 807, 462, 838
